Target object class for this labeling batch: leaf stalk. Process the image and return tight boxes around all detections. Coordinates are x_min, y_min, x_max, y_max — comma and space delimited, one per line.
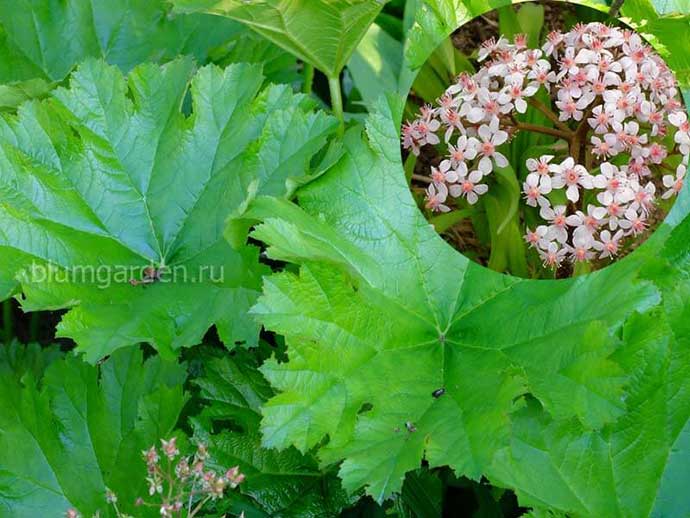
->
302, 63, 314, 95
328, 75, 345, 137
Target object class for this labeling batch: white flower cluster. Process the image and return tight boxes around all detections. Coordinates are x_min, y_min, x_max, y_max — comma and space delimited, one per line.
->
402, 22, 688, 269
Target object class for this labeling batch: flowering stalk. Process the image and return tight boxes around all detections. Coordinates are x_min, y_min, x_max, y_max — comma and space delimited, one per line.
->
403, 22, 688, 273
65, 438, 246, 518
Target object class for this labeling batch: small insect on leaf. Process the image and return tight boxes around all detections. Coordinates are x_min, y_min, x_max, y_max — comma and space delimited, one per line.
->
405, 421, 417, 433
432, 388, 445, 398
143, 266, 161, 281
130, 266, 163, 287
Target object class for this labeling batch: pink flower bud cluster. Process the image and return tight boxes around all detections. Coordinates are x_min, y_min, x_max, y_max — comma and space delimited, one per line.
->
66, 438, 245, 518
142, 438, 245, 515
403, 22, 688, 269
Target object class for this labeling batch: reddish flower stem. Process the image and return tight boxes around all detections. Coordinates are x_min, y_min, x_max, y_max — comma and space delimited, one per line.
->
515, 121, 573, 140
527, 97, 573, 133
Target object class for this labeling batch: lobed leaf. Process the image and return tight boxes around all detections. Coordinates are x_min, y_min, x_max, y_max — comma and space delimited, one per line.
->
0, 58, 338, 362
0, 0, 238, 83
190, 350, 355, 517
0, 345, 188, 518
490, 220, 690, 517
171, 0, 386, 78
239, 97, 662, 503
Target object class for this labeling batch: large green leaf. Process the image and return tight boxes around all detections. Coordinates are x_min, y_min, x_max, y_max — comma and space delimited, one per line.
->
0, 79, 53, 113
234, 0, 690, 513
0, 341, 62, 381
0, 58, 338, 362
489, 221, 690, 517
235, 97, 663, 503
210, 27, 301, 86
189, 350, 355, 517
348, 22, 404, 106
0, 345, 188, 518
171, 0, 386, 78
0, 1, 301, 111
0, 0, 238, 83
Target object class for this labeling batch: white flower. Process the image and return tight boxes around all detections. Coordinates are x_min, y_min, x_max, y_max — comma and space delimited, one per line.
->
591, 135, 617, 158
565, 204, 606, 234
615, 120, 648, 155
524, 225, 550, 249
526, 155, 554, 189
627, 156, 651, 178
629, 178, 656, 214
645, 142, 668, 164
662, 165, 686, 199
543, 31, 564, 57
639, 101, 664, 136
669, 111, 690, 155
539, 241, 568, 268
619, 207, 648, 236
588, 105, 622, 134
593, 229, 624, 258
476, 118, 509, 174
405, 22, 685, 272
415, 118, 441, 146
557, 46, 580, 78
478, 36, 508, 62
556, 93, 594, 121
527, 63, 557, 91
466, 89, 511, 124
596, 191, 629, 229
550, 157, 593, 202
448, 73, 475, 99
592, 162, 632, 198
498, 83, 539, 113
401, 110, 441, 155
603, 90, 636, 121
523, 173, 552, 207
559, 77, 583, 99
447, 135, 478, 174
425, 183, 450, 212
440, 106, 465, 142
449, 171, 488, 205
567, 230, 596, 262
620, 34, 649, 73
539, 204, 569, 243
590, 73, 621, 97
430, 160, 460, 185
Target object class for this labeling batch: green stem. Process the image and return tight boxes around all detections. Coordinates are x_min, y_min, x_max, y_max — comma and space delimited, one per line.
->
608, 0, 625, 17
189, 495, 211, 518
302, 63, 314, 94
430, 208, 474, 234
573, 261, 592, 277
2, 300, 12, 344
328, 75, 344, 137
404, 153, 417, 183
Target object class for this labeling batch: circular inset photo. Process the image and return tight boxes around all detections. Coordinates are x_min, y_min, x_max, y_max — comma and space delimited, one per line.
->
401, 2, 688, 279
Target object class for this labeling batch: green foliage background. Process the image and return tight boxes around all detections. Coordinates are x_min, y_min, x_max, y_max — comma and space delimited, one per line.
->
0, 0, 688, 517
